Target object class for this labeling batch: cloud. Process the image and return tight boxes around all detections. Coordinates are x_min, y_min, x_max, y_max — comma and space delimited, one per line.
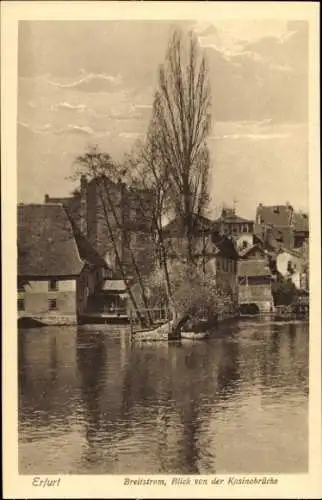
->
134, 104, 152, 110
48, 73, 123, 93
54, 124, 94, 136
52, 101, 88, 112
212, 133, 290, 141
119, 132, 145, 139
18, 121, 51, 135
199, 24, 219, 37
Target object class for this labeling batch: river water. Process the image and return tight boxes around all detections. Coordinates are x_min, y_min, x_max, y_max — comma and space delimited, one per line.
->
19, 319, 308, 474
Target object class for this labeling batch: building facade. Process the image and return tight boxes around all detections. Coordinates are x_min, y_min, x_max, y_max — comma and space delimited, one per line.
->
18, 203, 108, 325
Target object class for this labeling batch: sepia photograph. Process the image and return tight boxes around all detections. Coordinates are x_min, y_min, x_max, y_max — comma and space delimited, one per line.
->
2, 1, 321, 499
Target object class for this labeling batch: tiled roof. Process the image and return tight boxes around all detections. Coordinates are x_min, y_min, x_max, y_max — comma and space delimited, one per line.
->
238, 259, 272, 277
45, 194, 81, 226
256, 204, 293, 227
18, 204, 106, 277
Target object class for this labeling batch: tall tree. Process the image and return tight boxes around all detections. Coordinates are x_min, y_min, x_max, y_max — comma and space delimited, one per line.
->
150, 28, 212, 262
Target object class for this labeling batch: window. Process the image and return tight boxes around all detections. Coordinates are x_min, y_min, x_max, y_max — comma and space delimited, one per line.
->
18, 298, 25, 311
49, 279, 58, 291
216, 259, 221, 270
242, 224, 249, 233
49, 299, 57, 311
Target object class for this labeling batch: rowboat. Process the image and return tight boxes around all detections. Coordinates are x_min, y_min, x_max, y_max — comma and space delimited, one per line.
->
131, 320, 174, 342
181, 331, 209, 340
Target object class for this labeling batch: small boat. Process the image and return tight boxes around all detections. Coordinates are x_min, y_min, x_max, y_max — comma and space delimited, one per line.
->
181, 331, 209, 340
131, 320, 174, 342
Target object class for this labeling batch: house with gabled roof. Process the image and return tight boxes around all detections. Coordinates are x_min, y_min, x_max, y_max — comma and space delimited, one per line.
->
213, 206, 255, 251
18, 203, 110, 325
255, 202, 309, 251
237, 242, 274, 313
237, 258, 274, 314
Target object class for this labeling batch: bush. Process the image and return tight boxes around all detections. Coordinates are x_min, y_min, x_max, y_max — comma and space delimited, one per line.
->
271, 277, 298, 306
144, 261, 230, 321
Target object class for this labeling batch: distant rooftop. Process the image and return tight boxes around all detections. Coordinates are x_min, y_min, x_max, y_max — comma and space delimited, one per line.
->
214, 207, 254, 224
256, 203, 293, 227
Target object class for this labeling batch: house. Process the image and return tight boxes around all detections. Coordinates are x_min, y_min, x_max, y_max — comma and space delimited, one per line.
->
162, 214, 239, 302
213, 207, 255, 251
276, 247, 308, 291
255, 203, 309, 250
237, 257, 274, 314
45, 174, 155, 277
18, 203, 109, 325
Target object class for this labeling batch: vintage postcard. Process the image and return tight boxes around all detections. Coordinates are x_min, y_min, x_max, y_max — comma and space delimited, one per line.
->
2, 1, 321, 498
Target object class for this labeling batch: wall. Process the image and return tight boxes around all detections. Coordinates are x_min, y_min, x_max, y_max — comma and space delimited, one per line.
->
238, 281, 273, 299
18, 278, 77, 318
204, 255, 238, 302
125, 230, 156, 276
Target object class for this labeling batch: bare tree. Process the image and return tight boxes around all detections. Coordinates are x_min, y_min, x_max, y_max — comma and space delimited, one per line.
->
74, 145, 153, 327
150, 28, 212, 262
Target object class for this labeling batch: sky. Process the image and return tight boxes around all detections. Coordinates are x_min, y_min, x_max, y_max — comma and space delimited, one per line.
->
17, 19, 309, 219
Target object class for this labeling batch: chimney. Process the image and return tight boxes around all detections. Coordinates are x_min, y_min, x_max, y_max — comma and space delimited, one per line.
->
44, 194, 50, 203
80, 175, 88, 236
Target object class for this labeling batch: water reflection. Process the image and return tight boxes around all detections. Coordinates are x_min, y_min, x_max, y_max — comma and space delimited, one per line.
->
76, 332, 106, 452
18, 320, 308, 474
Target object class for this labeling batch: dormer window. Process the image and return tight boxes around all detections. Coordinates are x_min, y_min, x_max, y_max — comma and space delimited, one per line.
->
273, 207, 280, 214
